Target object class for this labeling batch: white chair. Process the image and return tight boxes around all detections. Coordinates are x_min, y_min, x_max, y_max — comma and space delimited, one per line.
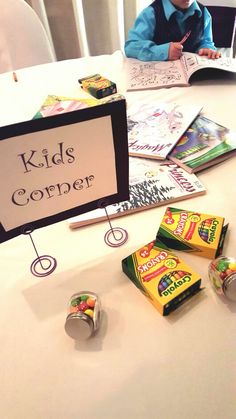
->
0, 0, 55, 73
201, 1, 236, 57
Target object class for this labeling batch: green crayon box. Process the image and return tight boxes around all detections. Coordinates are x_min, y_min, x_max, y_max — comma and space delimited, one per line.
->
78, 74, 117, 99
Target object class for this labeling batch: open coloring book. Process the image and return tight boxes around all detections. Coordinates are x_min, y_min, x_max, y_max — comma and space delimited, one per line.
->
126, 52, 236, 91
68, 157, 206, 229
127, 101, 202, 159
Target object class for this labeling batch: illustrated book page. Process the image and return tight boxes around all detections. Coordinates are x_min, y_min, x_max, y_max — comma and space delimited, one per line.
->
127, 101, 202, 160
125, 57, 188, 91
169, 115, 236, 173
125, 53, 236, 91
68, 157, 206, 229
182, 52, 236, 81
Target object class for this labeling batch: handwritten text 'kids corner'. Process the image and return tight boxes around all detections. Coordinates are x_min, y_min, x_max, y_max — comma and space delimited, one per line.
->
11, 142, 95, 206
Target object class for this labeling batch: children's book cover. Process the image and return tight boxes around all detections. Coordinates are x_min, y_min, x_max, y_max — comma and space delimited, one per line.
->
127, 101, 202, 160
33, 94, 125, 119
169, 115, 236, 173
68, 158, 206, 229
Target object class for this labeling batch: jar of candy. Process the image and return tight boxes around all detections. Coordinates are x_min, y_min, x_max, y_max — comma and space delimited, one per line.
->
64, 291, 101, 340
208, 256, 236, 301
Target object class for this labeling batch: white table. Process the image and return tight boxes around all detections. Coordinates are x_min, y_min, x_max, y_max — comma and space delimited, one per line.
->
0, 52, 236, 419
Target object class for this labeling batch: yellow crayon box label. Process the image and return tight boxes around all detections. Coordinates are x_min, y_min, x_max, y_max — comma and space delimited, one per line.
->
156, 207, 228, 259
122, 239, 202, 316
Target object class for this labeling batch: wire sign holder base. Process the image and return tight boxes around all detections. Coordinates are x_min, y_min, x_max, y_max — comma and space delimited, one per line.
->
22, 226, 57, 277
98, 200, 128, 247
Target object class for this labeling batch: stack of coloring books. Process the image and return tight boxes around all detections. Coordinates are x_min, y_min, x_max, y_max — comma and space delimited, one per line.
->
68, 100, 236, 229
36, 94, 235, 230
126, 101, 236, 169
68, 157, 206, 228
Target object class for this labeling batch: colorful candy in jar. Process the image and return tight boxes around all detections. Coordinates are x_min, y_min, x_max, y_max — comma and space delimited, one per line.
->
208, 256, 236, 301
65, 291, 101, 340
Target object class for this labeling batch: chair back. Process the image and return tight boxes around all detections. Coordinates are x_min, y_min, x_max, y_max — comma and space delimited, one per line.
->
206, 6, 236, 48
0, 0, 55, 73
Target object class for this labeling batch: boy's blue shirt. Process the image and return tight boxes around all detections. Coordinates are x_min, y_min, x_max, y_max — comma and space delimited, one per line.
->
124, 0, 216, 61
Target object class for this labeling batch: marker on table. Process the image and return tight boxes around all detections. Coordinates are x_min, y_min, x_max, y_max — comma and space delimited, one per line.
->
180, 30, 191, 45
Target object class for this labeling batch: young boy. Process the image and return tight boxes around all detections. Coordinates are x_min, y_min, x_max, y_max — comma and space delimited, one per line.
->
125, 0, 221, 61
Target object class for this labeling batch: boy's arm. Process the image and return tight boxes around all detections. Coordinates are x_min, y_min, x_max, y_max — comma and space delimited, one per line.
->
197, 8, 218, 53
197, 8, 221, 59
124, 7, 169, 61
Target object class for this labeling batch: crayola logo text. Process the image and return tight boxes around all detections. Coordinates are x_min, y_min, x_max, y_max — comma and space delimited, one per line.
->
199, 219, 219, 243
208, 220, 219, 242
159, 274, 191, 297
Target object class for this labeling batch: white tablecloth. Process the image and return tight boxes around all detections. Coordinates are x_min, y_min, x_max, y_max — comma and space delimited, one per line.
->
0, 52, 236, 419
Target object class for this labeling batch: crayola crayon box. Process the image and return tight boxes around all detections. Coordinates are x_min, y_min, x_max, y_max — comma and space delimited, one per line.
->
122, 239, 202, 316
156, 207, 228, 259
78, 74, 117, 99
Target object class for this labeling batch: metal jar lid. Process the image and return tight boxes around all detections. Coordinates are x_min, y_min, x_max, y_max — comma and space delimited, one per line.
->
222, 273, 236, 301
64, 312, 94, 340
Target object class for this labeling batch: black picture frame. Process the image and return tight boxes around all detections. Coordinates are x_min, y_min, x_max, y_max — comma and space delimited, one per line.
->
0, 99, 129, 243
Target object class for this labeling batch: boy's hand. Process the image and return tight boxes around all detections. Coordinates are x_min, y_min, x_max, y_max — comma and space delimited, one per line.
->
168, 42, 183, 61
198, 48, 221, 59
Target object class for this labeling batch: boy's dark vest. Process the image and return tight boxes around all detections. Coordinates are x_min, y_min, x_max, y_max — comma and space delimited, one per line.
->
150, 0, 204, 52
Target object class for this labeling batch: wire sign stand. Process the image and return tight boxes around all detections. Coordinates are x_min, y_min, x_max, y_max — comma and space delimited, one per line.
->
22, 225, 57, 277
0, 99, 129, 276
98, 199, 128, 247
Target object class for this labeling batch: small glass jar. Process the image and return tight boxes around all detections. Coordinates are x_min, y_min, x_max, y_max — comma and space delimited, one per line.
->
64, 291, 101, 340
208, 256, 236, 301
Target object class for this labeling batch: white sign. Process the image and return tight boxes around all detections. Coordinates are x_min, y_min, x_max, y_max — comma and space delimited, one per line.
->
0, 100, 129, 242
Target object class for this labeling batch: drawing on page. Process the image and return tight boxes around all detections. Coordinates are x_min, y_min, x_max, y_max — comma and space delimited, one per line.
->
128, 157, 162, 185
127, 103, 184, 139
127, 103, 185, 157
112, 178, 175, 213
182, 52, 236, 72
128, 62, 182, 89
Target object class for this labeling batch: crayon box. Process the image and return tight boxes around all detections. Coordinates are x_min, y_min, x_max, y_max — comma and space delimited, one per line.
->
78, 74, 117, 99
156, 207, 228, 259
122, 239, 202, 316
